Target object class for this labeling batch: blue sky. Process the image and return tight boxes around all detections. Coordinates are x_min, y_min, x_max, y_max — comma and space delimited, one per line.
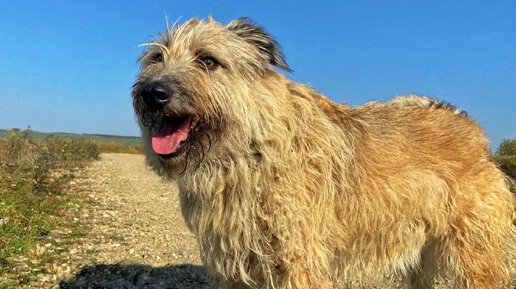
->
0, 1, 514, 150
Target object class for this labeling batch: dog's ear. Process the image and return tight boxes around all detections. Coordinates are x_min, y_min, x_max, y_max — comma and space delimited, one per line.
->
226, 18, 292, 72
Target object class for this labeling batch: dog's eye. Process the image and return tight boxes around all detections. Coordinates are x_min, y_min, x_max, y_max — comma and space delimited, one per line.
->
152, 52, 164, 63
200, 57, 218, 70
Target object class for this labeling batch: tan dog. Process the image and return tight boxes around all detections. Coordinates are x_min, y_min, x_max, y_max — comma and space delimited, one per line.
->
132, 17, 515, 289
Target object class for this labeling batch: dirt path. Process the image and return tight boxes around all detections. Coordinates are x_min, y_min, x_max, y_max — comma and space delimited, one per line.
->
58, 153, 210, 288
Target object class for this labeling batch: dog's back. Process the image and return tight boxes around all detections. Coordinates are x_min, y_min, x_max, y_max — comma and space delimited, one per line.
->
323, 94, 516, 288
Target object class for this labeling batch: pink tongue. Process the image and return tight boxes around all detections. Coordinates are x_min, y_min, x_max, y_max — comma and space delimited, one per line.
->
152, 116, 192, 155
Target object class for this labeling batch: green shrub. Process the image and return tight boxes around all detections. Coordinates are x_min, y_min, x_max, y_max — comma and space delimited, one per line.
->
494, 139, 516, 180
497, 139, 516, 156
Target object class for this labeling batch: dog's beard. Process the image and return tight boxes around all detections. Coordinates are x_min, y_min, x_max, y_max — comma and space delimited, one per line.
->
138, 110, 215, 175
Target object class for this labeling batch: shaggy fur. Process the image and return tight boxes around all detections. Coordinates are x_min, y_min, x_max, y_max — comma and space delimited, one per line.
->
133, 17, 516, 289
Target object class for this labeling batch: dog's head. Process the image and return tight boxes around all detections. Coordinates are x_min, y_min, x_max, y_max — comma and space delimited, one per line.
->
132, 17, 290, 176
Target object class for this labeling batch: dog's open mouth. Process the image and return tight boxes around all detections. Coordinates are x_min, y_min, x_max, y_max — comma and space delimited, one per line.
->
152, 115, 195, 157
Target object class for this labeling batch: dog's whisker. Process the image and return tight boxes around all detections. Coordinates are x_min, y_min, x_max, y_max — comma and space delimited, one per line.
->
138, 42, 170, 55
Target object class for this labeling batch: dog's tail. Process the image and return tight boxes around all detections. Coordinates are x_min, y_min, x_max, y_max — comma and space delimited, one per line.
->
390, 94, 468, 117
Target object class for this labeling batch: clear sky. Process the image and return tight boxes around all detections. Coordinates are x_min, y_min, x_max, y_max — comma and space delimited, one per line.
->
0, 1, 514, 150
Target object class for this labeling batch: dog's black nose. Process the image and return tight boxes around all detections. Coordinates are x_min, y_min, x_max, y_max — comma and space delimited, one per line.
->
140, 82, 172, 108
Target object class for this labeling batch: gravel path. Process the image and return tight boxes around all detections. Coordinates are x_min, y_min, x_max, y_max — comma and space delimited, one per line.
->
58, 153, 211, 288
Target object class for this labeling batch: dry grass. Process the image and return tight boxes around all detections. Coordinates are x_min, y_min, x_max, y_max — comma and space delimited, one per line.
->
94, 140, 142, 154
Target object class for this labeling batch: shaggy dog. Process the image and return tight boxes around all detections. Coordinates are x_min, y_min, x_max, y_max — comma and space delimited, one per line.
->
132, 17, 515, 289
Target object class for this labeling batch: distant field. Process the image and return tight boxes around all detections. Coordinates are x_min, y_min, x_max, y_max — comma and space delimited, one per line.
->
0, 129, 141, 146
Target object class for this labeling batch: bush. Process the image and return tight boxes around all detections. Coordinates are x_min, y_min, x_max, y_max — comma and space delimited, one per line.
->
494, 139, 516, 180
497, 139, 516, 156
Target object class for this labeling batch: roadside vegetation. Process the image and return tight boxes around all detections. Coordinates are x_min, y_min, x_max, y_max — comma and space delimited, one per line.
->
95, 141, 142, 154
492, 139, 516, 192
0, 132, 100, 287
493, 139, 516, 178
0, 128, 141, 147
